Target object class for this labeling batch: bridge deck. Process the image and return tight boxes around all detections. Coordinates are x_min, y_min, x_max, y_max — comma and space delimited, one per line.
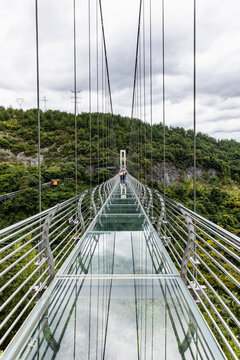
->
3, 183, 224, 359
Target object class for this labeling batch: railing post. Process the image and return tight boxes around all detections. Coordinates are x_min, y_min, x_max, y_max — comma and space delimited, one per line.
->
156, 192, 166, 233
103, 181, 108, 201
180, 207, 205, 300
40, 205, 59, 284
142, 183, 146, 203
146, 186, 153, 216
98, 183, 103, 206
78, 191, 87, 232
179, 208, 195, 285
90, 186, 97, 216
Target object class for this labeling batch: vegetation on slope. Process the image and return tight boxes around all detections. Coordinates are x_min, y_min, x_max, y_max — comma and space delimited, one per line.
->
0, 106, 239, 233
0, 106, 239, 356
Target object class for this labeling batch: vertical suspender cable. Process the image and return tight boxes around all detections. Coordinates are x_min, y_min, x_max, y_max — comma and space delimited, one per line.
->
143, 0, 147, 182
193, 0, 197, 213
162, 0, 166, 196
98, 0, 114, 116
101, 41, 104, 181
96, 0, 100, 186
131, 0, 142, 120
88, 0, 92, 190
193, 0, 198, 277
139, 38, 143, 173
73, 0, 78, 198
35, 0, 41, 214
130, 0, 142, 173
98, 0, 117, 171
149, 0, 153, 193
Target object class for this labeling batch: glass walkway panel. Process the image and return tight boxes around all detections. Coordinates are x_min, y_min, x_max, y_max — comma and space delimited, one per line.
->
2, 184, 225, 360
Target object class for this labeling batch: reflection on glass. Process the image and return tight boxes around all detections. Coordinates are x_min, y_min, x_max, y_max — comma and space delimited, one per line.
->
9, 184, 224, 360
19, 278, 222, 360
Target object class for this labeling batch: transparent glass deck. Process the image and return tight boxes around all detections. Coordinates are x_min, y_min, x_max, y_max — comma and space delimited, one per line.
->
3, 184, 225, 360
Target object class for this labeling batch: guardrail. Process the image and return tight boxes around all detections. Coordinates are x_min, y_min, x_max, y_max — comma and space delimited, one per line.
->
129, 175, 240, 360
0, 175, 118, 350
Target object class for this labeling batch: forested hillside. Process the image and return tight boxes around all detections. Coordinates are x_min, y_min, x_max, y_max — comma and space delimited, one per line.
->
0, 106, 239, 234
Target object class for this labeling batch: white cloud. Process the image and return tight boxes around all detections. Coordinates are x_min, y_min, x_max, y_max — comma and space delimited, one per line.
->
0, 0, 239, 141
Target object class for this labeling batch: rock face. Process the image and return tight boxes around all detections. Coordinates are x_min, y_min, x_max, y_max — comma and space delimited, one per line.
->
17, 152, 43, 166
0, 148, 43, 166
152, 163, 218, 185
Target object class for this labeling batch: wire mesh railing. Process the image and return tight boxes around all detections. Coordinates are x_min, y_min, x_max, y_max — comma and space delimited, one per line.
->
129, 174, 240, 360
0, 175, 118, 350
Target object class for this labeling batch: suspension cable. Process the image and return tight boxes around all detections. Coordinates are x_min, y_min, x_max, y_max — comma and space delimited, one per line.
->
98, 0, 113, 116
131, 0, 143, 120
193, 0, 197, 213
129, 0, 143, 174
88, 0, 92, 190
143, 0, 147, 182
149, 0, 153, 194
162, 0, 166, 196
73, 0, 78, 197
98, 0, 117, 170
96, 0, 100, 185
139, 37, 143, 173
101, 40, 105, 181
35, 0, 41, 214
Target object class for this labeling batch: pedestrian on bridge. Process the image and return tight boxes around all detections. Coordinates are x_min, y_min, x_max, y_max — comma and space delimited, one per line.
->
120, 170, 125, 185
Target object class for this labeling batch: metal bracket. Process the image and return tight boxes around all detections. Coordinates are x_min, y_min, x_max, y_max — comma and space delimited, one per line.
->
40, 206, 59, 284
179, 207, 196, 286
161, 235, 171, 247
188, 281, 207, 302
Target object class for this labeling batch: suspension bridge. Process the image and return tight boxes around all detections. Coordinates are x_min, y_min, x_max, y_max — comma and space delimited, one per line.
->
0, 0, 239, 359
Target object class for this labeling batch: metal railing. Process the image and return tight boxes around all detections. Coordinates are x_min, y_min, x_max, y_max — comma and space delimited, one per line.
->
0, 175, 118, 350
129, 175, 240, 360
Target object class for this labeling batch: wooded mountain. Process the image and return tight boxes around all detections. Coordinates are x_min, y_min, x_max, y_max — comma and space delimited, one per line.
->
0, 106, 239, 234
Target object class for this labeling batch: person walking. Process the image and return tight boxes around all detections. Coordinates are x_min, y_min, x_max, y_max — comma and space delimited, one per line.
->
120, 170, 124, 185
124, 170, 128, 185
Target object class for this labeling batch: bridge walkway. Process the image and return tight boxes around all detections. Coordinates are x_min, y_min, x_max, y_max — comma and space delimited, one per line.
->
2, 182, 224, 360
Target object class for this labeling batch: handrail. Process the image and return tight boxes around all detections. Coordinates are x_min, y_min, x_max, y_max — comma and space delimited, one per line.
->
129, 174, 240, 360
0, 175, 118, 350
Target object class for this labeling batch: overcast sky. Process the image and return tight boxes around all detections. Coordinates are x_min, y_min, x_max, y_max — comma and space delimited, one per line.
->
0, 0, 240, 141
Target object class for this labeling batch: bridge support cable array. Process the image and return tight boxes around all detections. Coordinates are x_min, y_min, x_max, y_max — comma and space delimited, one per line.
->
1, 177, 228, 359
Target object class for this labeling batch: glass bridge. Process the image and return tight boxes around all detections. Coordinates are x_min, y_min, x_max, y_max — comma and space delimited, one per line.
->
2, 183, 225, 360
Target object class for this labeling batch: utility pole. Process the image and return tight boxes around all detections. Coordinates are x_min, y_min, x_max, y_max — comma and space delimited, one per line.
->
16, 98, 24, 109
42, 96, 48, 112
70, 89, 81, 113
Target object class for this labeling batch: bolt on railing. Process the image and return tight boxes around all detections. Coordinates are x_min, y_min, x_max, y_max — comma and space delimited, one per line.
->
0, 175, 118, 350
129, 175, 240, 360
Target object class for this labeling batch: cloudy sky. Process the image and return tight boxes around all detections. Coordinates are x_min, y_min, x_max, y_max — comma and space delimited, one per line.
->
0, 0, 240, 141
